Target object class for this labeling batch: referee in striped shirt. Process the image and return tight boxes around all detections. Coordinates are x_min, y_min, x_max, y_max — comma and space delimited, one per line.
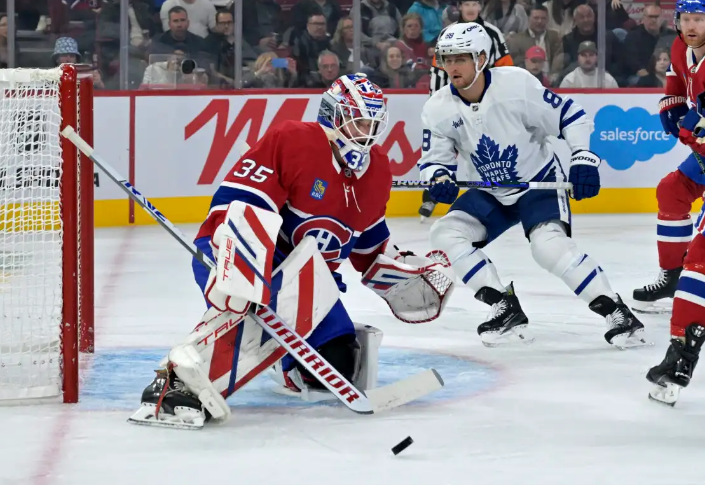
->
419, 0, 514, 221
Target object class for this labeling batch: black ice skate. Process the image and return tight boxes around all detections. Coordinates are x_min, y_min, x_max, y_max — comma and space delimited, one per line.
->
418, 190, 437, 222
589, 295, 650, 350
647, 324, 705, 406
475, 282, 533, 347
631, 267, 682, 314
127, 368, 208, 430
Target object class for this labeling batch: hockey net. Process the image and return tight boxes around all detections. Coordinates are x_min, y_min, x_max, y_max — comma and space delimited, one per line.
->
0, 65, 94, 403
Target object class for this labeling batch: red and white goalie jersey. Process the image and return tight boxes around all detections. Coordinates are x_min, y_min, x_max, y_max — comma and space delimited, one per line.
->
195, 120, 393, 281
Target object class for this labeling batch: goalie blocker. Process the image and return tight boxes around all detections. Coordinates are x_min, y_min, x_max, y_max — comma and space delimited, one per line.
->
129, 202, 452, 429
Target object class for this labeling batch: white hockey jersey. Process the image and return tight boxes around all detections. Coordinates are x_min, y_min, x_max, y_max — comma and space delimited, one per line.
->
418, 66, 594, 204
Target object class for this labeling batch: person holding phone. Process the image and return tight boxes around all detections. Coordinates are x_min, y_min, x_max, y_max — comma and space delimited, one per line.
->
243, 52, 298, 88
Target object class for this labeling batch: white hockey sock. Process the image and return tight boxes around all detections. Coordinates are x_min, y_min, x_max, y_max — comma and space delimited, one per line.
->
430, 211, 504, 294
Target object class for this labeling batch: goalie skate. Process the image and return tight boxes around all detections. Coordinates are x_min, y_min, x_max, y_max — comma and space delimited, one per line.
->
128, 369, 208, 430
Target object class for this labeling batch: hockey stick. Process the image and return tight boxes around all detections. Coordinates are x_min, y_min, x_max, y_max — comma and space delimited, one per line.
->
392, 180, 573, 190
60, 126, 443, 414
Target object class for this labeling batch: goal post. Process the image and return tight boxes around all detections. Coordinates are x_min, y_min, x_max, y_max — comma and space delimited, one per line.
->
0, 64, 94, 403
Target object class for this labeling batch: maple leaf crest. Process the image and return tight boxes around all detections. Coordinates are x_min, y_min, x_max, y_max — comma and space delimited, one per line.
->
469, 135, 520, 183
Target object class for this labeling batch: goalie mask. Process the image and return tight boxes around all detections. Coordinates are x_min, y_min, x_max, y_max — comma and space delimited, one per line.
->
318, 74, 388, 172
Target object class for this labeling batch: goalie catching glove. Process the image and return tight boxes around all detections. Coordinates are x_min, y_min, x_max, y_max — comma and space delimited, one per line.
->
362, 249, 456, 323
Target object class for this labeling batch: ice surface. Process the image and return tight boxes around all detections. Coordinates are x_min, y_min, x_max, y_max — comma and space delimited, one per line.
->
2, 214, 705, 485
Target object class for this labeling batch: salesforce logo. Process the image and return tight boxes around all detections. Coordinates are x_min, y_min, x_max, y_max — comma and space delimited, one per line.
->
590, 105, 677, 170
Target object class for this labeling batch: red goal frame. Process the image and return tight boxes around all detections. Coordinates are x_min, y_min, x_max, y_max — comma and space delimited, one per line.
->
58, 64, 94, 404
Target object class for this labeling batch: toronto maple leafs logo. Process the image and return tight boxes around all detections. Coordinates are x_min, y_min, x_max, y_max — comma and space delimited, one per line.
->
469, 135, 519, 183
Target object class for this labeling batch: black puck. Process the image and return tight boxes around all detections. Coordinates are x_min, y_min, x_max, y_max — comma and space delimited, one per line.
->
392, 436, 414, 455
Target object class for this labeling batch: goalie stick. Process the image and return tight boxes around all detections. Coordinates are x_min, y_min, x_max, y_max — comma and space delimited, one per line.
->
60, 126, 444, 414
392, 180, 573, 190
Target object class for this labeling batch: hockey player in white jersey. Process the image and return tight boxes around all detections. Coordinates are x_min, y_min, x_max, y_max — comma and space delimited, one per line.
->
419, 22, 647, 348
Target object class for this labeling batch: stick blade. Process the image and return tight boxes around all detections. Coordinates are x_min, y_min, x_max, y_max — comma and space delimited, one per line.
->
365, 369, 444, 413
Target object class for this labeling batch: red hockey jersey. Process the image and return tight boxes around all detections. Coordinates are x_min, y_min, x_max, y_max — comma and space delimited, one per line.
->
667, 35, 705, 105
196, 121, 393, 276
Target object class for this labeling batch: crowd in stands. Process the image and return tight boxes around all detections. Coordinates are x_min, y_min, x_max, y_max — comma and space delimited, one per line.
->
0, 0, 677, 90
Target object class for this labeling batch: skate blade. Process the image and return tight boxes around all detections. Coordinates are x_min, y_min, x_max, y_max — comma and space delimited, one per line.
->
610, 328, 653, 350
419, 215, 428, 223
648, 382, 680, 407
481, 324, 535, 348
127, 403, 206, 430
631, 299, 673, 315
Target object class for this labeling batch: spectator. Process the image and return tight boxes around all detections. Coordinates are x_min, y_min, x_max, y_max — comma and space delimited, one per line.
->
443, 3, 460, 26
482, 0, 528, 36
292, 0, 342, 39
375, 45, 421, 88
98, 0, 157, 50
391, 0, 416, 15
522, 45, 551, 87
559, 40, 618, 88
51, 36, 107, 89
293, 12, 333, 79
52, 37, 82, 65
160, 0, 216, 38
15, 0, 49, 30
303, 50, 341, 88
0, 15, 8, 68
561, 4, 621, 81
96, 0, 155, 87
141, 49, 186, 86
407, 0, 444, 43
542, 0, 585, 37
586, 0, 634, 35
48, 0, 99, 54
361, 0, 403, 39
152, 6, 208, 61
507, 5, 563, 80
636, 48, 670, 88
252, 0, 285, 52
331, 17, 380, 72
243, 52, 298, 88
205, 10, 258, 87
395, 13, 431, 65
623, 3, 676, 84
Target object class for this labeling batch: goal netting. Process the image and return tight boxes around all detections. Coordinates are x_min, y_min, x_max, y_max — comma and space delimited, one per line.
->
0, 66, 94, 403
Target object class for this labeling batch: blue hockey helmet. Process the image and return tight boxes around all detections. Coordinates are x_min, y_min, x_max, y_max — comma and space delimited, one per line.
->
675, 0, 705, 47
317, 73, 388, 172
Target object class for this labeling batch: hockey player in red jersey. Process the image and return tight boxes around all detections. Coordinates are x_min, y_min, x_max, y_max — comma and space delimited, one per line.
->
646, 0, 705, 406
633, 0, 705, 314
128, 74, 455, 428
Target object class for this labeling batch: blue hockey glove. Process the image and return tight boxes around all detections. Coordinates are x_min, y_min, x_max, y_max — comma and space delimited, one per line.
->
569, 150, 601, 201
659, 95, 689, 137
428, 169, 459, 204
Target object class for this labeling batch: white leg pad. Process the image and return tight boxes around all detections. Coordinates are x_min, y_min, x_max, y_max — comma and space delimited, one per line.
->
430, 211, 504, 293
529, 222, 617, 303
354, 323, 383, 390
169, 341, 231, 421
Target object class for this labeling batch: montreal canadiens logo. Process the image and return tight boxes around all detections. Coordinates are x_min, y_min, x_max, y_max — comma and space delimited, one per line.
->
291, 217, 354, 261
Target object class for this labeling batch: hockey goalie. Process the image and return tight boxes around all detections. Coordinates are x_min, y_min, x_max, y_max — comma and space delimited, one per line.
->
128, 74, 454, 429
